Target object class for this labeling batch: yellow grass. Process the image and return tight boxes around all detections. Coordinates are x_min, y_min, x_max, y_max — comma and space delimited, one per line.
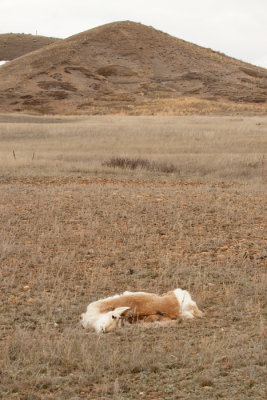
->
0, 114, 266, 183
117, 97, 267, 116
0, 114, 266, 399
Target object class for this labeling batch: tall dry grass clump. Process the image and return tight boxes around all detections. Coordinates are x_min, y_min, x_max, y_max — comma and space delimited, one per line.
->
102, 157, 177, 173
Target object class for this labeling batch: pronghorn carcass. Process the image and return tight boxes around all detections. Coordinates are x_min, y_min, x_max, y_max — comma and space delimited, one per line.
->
81, 288, 203, 333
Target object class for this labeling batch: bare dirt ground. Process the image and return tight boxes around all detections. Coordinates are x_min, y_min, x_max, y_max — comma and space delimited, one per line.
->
0, 116, 266, 399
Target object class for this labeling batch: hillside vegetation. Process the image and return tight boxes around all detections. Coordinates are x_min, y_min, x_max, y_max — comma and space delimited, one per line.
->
0, 33, 60, 61
0, 21, 266, 114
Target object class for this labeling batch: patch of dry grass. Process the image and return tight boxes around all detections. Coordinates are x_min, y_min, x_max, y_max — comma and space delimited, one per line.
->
0, 178, 266, 399
102, 156, 177, 173
0, 114, 266, 183
117, 97, 267, 116
0, 115, 266, 398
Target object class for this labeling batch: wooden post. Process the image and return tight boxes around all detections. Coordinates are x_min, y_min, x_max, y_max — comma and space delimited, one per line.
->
262, 154, 265, 184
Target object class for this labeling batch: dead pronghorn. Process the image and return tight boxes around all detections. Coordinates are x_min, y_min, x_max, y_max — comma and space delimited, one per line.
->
81, 288, 203, 333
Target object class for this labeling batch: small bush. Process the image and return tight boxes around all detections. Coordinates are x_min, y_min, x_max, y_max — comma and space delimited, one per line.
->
102, 157, 178, 174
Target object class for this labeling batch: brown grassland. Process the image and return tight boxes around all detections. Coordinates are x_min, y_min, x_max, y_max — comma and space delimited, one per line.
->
1, 21, 267, 115
0, 33, 60, 61
0, 114, 266, 399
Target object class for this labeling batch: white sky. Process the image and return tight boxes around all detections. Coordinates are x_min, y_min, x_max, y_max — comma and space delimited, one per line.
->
0, 0, 266, 68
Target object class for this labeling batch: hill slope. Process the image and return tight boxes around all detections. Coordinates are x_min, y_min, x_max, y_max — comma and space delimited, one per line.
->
0, 33, 60, 61
0, 21, 266, 114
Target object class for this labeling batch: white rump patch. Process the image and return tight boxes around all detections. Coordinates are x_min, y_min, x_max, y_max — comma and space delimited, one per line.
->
173, 288, 198, 319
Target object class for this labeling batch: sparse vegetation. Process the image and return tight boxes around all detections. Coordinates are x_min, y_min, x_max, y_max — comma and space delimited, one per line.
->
102, 157, 177, 173
0, 114, 266, 399
125, 97, 267, 116
0, 33, 60, 61
0, 114, 266, 183
0, 21, 266, 114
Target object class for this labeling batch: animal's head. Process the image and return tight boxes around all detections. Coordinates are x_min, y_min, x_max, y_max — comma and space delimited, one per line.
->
95, 307, 130, 333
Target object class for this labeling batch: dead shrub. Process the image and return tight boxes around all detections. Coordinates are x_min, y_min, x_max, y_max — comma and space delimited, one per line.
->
102, 157, 178, 174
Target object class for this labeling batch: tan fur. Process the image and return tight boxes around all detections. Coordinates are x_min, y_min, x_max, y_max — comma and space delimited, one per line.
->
190, 304, 203, 317
81, 288, 203, 333
104, 317, 123, 332
98, 292, 180, 321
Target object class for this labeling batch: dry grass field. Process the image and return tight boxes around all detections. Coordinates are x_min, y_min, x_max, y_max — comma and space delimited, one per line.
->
0, 114, 266, 182
0, 115, 266, 399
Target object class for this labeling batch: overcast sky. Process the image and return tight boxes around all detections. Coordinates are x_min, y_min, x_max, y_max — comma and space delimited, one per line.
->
1, 0, 266, 68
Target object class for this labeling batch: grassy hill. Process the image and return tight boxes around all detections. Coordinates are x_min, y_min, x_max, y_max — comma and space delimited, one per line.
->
0, 33, 60, 61
0, 21, 266, 114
